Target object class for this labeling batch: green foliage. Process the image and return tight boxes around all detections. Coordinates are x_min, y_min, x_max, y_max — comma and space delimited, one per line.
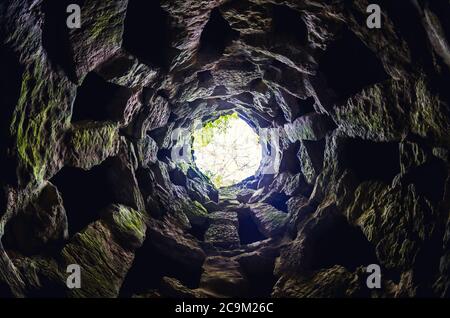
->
111, 205, 146, 242
212, 174, 223, 187
193, 113, 238, 148
12, 60, 66, 183
192, 112, 261, 188
192, 114, 239, 187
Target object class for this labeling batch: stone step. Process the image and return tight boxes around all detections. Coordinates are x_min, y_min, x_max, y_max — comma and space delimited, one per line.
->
204, 223, 240, 249
209, 211, 239, 226
198, 256, 249, 298
217, 199, 241, 209
204, 211, 240, 249
247, 203, 289, 237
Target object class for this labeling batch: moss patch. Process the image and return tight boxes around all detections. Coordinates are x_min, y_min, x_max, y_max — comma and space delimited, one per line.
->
182, 200, 210, 227
84, 1, 126, 46
61, 221, 135, 297
11, 59, 72, 184
110, 205, 146, 243
68, 121, 120, 168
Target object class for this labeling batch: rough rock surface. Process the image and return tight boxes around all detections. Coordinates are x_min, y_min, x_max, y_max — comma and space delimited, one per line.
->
247, 203, 289, 237
205, 211, 240, 249
198, 256, 249, 298
3, 182, 68, 256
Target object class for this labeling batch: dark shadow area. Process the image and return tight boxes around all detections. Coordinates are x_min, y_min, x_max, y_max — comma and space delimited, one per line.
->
309, 215, 378, 271
405, 158, 448, 204
41, 0, 80, 82
237, 210, 266, 244
376, 0, 434, 72
0, 191, 6, 224
71, 72, 132, 123
246, 272, 277, 298
197, 70, 214, 88
198, 8, 240, 63
156, 148, 172, 163
2, 183, 68, 257
235, 92, 254, 105
96, 54, 137, 81
188, 223, 208, 242
123, 0, 174, 69
50, 162, 115, 235
296, 97, 316, 118
279, 141, 302, 174
413, 228, 445, 297
120, 233, 203, 296
24, 275, 67, 298
302, 139, 326, 176
0, 281, 14, 298
271, 4, 308, 46
263, 192, 290, 213
343, 139, 400, 183
212, 85, 228, 96
319, 28, 388, 102
169, 167, 187, 187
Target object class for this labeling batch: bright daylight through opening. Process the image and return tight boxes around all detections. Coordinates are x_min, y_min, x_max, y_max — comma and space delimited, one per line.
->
192, 113, 262, 188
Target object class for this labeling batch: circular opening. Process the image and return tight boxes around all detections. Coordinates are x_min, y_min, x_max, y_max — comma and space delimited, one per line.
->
192, 113, 262, 188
